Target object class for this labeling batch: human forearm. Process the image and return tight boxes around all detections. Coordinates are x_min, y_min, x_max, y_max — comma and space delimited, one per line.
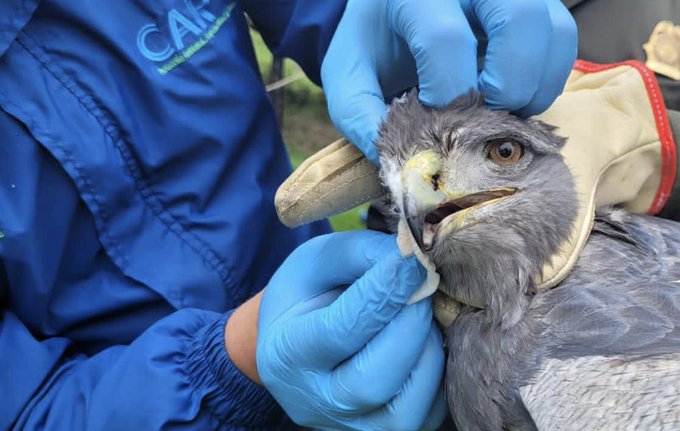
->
225, 290, 262, 384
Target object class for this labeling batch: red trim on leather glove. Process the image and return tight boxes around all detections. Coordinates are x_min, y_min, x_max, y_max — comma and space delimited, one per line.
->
573, 60, 677, 215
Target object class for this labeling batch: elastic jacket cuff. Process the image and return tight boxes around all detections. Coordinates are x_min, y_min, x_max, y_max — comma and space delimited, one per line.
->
186, 311, 286, 428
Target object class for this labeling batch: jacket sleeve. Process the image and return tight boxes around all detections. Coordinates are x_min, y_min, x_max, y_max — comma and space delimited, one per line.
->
0, 306, 285, 430
240, 0, 346, 85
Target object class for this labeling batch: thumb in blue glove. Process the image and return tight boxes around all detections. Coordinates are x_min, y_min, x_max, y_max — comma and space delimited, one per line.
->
257, 231, 447, 430
321, 0, 577, 163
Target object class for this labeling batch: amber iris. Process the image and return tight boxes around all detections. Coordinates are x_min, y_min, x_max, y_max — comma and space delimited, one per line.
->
488, 140, 523, 164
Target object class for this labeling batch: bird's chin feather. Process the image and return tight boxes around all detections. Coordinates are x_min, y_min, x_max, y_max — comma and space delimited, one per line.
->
431, 223, 537, 328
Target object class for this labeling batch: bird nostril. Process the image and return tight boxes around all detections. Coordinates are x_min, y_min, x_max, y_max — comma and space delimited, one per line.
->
431, 173, 441, 191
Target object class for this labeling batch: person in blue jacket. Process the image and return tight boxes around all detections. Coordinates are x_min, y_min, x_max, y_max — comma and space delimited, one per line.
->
0, 0, 576, 429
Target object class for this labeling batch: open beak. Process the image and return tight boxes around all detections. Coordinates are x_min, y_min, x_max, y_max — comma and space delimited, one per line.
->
419, 189, 516, 250
401, 151, 516, 251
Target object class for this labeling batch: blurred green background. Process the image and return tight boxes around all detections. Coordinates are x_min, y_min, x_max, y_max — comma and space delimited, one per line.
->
250, 30, 369, 231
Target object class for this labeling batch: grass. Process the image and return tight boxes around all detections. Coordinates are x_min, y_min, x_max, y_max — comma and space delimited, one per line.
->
328, 203, 370, 231
251, 30, 367, 231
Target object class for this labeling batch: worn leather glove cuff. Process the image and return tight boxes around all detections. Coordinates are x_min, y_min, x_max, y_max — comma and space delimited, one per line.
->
532, 60, 677, 289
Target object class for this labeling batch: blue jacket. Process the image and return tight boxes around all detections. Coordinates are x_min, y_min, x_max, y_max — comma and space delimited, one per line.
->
0, 1, 340, 429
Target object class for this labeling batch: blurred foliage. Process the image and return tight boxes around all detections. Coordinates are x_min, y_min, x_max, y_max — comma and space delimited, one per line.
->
251, 30, 367, 231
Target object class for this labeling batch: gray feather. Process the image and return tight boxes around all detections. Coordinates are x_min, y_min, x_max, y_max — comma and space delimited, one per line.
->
376, 90, 680, 430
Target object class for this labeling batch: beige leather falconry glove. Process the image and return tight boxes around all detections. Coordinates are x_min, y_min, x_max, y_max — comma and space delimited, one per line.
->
275, 61, 679, 326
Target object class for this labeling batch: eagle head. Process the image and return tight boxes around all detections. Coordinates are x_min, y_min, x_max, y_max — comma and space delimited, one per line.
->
376, 90, 578, 325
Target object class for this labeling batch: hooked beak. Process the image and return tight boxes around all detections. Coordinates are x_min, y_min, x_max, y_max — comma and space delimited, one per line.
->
401, 151, 516, 251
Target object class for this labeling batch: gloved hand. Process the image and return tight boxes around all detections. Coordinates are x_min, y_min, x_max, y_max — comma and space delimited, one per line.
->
322, 0, 577, 163
257, 231, 447, 430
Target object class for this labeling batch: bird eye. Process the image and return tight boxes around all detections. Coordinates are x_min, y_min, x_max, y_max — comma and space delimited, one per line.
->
488, 140, 524, 164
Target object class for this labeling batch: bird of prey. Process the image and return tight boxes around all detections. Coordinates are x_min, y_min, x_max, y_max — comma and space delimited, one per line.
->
375, 90, 680, 430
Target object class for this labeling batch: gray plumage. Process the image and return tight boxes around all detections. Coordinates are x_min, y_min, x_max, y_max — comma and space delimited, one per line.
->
376, 90, 680, 430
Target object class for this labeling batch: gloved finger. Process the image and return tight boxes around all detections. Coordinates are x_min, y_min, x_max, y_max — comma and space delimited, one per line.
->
419, 382, 449, 431
293, 253, 426, 367
323, 64, 386, 164
515, 0, 577, 116
358, 324, 446, 430
389, 0, 477, 107
329, 298, 433, 413
259, 231, 398, 331
472, 0, 552, 111
321, 2, 387, 163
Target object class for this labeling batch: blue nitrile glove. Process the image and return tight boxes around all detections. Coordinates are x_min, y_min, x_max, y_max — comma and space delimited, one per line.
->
322, 0, 577, 163
257, 231, 448, 430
